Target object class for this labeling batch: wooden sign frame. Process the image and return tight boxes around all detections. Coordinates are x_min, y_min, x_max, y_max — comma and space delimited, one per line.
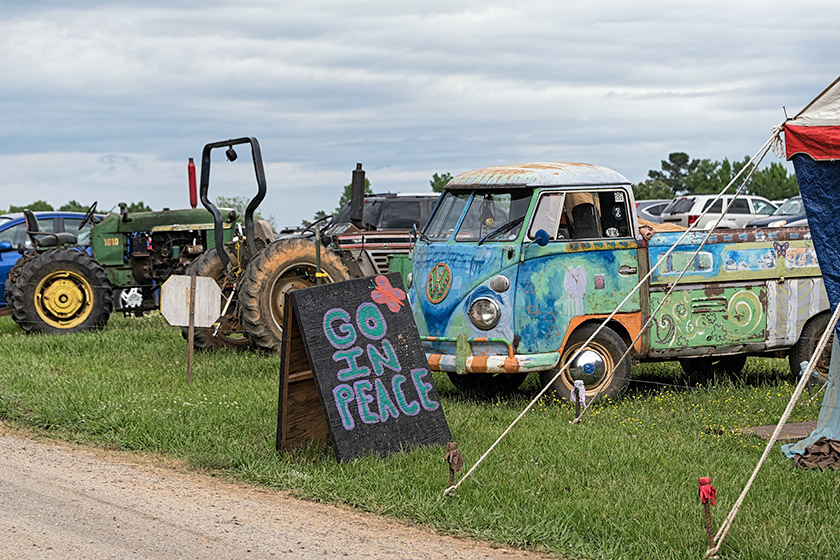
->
276, 273, 450, 462
276, 293, 330, 451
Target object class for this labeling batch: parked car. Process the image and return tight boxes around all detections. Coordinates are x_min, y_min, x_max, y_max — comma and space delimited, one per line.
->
659, 194, 776, 229
635, 199, 671, 224
745, 195, 805, 228
775, 216, 809, 228
0, 211, 98, 306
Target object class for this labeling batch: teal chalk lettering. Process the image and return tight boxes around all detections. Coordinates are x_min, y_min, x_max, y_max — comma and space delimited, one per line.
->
353, 380, 379, 424
356, 302, 386, 340
333, 347, 371, 381
367, 338, 401, 376
391, 374, 420, 416
323, 308, 356, 349
374, 377, 399, 422
411, 368, 439, 411
332, 384, 355, 430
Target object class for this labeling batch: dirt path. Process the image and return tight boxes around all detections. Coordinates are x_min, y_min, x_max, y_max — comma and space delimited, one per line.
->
0, 429, 550, 560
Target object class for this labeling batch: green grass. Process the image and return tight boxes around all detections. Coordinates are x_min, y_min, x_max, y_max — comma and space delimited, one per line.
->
1, 314, 837, 559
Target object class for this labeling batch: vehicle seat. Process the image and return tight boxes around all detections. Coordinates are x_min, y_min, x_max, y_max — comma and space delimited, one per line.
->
556, 210, 571, 239
23, 209, 78, 248
571, 203, 599, 239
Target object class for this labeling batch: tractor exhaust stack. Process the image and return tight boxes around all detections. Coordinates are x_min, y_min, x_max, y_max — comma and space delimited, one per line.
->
188, 157, 198, 209
350, 163, 365, 229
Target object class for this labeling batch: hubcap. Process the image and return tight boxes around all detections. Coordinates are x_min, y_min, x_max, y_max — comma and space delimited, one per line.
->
568, 349, 606, 385
35, 271, 94, 328
561, 340, 616, 394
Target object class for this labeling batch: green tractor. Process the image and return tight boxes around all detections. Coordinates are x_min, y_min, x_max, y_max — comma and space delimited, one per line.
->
5, 183, 238, 335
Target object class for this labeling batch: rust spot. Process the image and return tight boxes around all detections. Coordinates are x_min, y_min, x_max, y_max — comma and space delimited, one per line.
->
704, 285, 726, 297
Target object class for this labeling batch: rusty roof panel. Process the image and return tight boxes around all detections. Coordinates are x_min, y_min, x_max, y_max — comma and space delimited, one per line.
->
446, 162, 630, 189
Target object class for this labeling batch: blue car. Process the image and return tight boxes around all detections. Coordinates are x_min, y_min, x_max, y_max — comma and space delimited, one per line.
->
745, 195, 805, 228
0, 211, 97, 307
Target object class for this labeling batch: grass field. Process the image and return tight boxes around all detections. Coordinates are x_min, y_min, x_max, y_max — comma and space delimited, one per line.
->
0, 314, 836, 560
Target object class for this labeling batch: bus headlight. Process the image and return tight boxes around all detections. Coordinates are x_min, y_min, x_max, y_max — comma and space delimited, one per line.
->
468, 297, 501, 330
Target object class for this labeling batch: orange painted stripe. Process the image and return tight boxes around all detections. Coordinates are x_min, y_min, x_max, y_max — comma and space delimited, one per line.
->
560, 312, 643, 353
427, 354, 443, 369
470, 356, 489, 373
503, 356, 520, 373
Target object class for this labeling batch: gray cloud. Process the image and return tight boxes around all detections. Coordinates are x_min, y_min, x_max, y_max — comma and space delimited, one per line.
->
0, 1, 838, 226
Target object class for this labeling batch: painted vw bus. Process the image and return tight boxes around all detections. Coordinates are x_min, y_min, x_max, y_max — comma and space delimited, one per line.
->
408, 162, 828, 400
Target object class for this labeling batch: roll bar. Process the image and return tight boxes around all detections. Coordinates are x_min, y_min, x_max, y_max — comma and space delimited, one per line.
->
198, 137, 267, 268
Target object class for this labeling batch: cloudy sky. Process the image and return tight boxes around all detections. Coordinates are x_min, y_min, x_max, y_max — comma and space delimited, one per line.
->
1, 1, 837, 227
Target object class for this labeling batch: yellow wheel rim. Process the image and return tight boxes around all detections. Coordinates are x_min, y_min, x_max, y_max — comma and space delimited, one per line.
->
35, 270, 94, 329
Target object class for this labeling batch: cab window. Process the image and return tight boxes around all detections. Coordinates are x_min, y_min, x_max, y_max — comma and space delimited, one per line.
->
752, 199, 775, 215
706, 199, 724, 213
378, 200, 423, 229
528, 193, 567, 240
528, 190, 631, 241
730, 198, 750, 214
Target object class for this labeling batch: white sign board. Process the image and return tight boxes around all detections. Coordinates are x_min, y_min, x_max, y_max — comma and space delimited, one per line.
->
160, 275, 222, 328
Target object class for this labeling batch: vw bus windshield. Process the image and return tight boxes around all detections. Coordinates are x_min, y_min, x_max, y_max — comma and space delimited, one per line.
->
455, 190, 533, 242
423, 191, 471, 241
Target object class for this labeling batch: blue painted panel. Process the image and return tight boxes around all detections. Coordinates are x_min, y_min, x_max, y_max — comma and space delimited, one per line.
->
514, 243, 640, 354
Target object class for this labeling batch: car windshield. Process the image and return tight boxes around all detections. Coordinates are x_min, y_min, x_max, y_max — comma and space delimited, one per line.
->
772, 197, 803, 216
454, 190, 533, 242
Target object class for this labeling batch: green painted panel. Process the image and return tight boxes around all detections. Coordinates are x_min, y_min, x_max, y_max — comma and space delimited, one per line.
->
649, 285, 767, 350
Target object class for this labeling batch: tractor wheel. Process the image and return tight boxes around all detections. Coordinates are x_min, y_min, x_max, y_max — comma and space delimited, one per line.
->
180, 248, 251, 351
540, 324, 631, 403
239, 238, 351, 353
679, 355, 747, 377
789, 312, 833, 386
11, 248, 112, 334
4, 256, 30, 324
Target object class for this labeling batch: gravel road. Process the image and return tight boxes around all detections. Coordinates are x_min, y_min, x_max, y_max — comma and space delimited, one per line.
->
0, 429, 549, 560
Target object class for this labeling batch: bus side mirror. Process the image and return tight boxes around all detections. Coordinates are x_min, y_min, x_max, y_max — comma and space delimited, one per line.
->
533, 229, 549, 246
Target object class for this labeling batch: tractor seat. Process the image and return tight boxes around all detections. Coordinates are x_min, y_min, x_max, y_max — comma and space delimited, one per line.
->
23, 209, 78, 248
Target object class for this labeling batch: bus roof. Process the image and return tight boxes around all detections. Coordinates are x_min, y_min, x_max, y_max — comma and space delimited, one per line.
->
446, 162, 630, 190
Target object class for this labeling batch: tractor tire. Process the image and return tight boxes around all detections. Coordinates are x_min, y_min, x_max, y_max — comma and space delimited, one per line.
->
4, 256, 30, 325
11, 248, 112, 334
679, 355, 747, 377
540, 324, 631, 403
789, 312, 833, 386
239, 238, 351, 353
180, 248, 251, 351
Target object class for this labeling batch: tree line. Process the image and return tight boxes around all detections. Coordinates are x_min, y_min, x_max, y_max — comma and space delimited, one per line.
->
632, 152, 798, 201
3, 200, 152, 213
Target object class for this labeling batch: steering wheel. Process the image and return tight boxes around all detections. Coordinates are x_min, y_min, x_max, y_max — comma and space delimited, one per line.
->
300, 213, 333, 237
79, 201, 98, 230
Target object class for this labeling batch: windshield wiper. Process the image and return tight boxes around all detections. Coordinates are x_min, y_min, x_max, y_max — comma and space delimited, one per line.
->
477, 216, 525, 245
412, 223, 432, 245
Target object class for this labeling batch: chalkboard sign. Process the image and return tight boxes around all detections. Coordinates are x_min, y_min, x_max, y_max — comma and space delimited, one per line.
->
277, 273, 451, 462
